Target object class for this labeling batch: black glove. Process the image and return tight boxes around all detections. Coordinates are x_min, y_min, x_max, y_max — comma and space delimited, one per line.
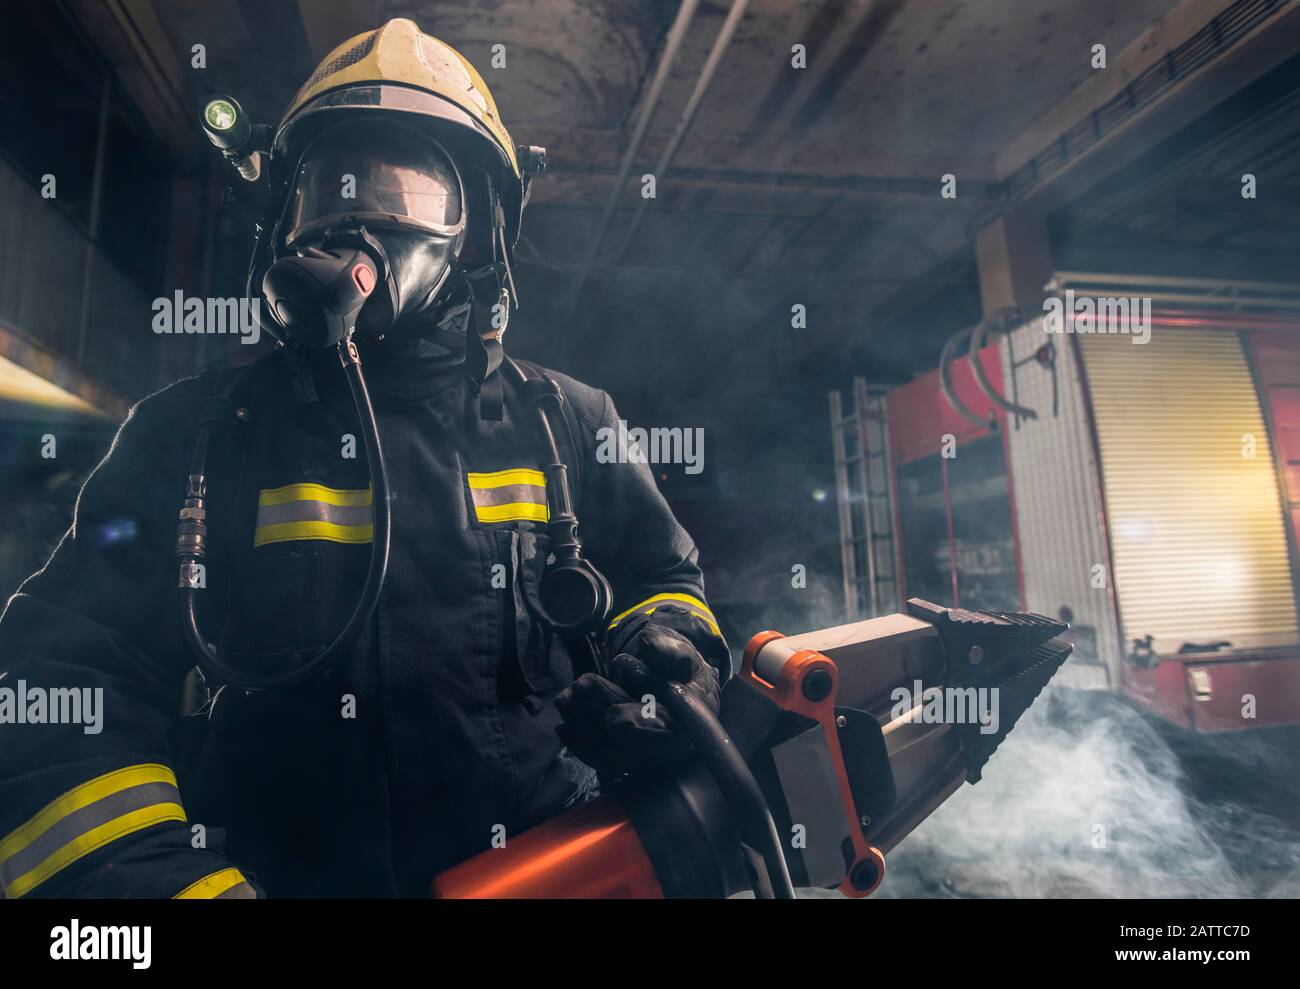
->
556, 623, 721, 780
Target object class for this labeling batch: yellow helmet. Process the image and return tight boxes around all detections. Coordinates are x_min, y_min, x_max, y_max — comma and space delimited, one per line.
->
271, 18, 531, 262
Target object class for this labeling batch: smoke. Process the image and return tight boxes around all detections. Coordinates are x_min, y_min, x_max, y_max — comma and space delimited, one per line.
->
710, 536, 847, 667
873, 686, 1300, 898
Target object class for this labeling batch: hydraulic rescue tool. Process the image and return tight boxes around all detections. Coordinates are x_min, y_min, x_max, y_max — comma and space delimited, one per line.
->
433, 598, 1072, 899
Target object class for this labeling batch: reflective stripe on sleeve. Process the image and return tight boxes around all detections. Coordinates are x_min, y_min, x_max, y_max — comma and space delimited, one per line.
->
175, 867, 256, 899
0, 764, 186, 899
606, 592, 721, 637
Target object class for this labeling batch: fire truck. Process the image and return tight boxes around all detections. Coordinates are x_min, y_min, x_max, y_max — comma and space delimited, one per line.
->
829, 273, 1300, 732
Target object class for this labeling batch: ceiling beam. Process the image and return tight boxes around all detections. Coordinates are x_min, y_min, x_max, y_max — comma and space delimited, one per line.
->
990, 0, 1300, 217
532, 163, 1002, 215
62, 0, 199, 164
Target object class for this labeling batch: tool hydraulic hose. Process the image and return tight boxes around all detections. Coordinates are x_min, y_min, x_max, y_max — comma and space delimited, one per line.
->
619, 656, 797, 899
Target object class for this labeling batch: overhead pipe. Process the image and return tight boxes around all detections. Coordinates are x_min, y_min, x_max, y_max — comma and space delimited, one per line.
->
567, 0, 701, 315
612, 0, 755, 264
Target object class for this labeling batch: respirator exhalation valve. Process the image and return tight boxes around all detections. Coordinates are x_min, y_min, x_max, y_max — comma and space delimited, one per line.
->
261, 226, 397, 349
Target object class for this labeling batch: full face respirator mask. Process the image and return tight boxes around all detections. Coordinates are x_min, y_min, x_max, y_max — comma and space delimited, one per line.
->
261, 117, 468, 349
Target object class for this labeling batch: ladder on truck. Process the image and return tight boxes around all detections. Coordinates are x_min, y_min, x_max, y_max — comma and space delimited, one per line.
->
828, 378, 898, 619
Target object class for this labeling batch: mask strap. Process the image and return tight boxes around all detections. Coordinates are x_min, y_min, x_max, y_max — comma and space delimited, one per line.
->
496, 212, 518, 308
284, 342, 320, 403
462, 266, 506, 421
458, 172, 521, 422
487, 174, 519, 309
471, 332, 505, 421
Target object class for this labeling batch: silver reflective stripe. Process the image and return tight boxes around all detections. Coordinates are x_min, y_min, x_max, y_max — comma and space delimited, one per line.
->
254, 501, 374, 528
466, 468, 548, 523
470, 483, 546, 510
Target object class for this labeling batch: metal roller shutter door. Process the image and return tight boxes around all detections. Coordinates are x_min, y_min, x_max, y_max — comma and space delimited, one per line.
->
1082, 328, 1298, 656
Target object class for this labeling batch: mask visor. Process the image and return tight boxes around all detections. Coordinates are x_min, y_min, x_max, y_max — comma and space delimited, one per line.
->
284, 118, 466, 248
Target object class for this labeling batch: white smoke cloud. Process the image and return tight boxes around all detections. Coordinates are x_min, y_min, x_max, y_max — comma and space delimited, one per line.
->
874, 686, 1300, 898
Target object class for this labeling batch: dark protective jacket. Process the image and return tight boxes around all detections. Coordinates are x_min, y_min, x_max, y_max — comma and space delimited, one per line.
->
0, 343, 729, 898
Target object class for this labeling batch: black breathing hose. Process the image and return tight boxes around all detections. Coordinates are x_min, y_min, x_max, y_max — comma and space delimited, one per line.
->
501, 358, 564, 465
500, 358, 583, 566
177, 338, 392, 690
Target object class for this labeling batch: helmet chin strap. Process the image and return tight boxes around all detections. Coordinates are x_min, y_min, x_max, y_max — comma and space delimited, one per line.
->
463, 264, 507, 421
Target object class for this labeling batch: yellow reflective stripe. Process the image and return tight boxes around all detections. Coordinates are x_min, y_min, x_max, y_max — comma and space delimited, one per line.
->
467, 468, 545, 489
608, 592, 717, 628
468, 468, 548, 524
475, 502, 549, 524
607, 593, 721, 637
5, 803, 186, 900
253, 521, 374, 547
253, 484, 373, 546
175, 867, 249, 899
257, 483, 372, 507
0, 764, 176, 864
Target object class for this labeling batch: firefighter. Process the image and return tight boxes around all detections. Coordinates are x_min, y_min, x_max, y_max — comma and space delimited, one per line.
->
0, 19, 727, 899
